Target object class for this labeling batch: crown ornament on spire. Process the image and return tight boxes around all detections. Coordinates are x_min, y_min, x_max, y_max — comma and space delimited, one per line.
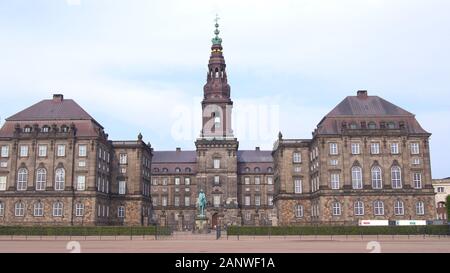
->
211, 14, 222, 45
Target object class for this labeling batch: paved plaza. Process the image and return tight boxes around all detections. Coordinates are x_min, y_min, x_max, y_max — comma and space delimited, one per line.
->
0, 234, 449, 253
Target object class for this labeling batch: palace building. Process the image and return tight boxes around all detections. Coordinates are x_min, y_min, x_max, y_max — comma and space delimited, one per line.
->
0, 22, 436, 228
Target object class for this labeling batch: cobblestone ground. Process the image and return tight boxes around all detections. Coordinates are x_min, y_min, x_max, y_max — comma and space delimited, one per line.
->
0, 234, 449, 253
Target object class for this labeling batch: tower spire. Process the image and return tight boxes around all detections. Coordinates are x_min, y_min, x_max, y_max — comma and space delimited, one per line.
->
212, 14, 222, 46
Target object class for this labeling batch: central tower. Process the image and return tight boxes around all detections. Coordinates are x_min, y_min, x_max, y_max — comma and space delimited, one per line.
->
195, 17, 241, 227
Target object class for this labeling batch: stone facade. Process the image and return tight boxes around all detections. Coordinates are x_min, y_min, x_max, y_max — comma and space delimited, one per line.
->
0, 24, 437, 228
432, 178, 449, 220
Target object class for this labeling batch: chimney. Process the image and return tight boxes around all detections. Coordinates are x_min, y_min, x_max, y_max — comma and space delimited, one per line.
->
176, 147, 181, 152
53, 94, 64, 102
357, 90, 368, 98
255, 147, 260, 151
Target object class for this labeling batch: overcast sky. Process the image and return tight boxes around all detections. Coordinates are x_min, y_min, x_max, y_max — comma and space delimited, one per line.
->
0, 0, 449, 178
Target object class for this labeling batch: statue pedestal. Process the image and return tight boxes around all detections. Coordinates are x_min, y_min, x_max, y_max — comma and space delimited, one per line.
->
193, 216, 210, 234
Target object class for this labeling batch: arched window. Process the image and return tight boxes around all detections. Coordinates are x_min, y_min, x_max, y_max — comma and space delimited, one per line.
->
185, 167, 191, 173
394, 200, 404, 215
162, 168, 168, 173
42, 125, 50, 133
374, 200, 384, 215
215, 68, 219, 78
267, 167, 273, 173
416, 201, 425, 215
354, 201, 364, 216
34, 202, 44, 217
17, 168, 28, 191
36, 168, 46, 191
245, 167, 250, 172
332, 202, 341, 216
294, 205, 304, 218
391, 166, 402, 189
55, 168, 65, 191
153, 168, 159, 173
15, 202, 25, 217
175, 167, 181, 173
254, 167, 260, 173
351, 166, 363, 189
53, 202, 63, 217
371, 166, 382, 189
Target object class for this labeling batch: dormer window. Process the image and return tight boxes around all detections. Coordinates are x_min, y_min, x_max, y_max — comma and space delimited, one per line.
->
23, 127, 32, 133
162, 168, 168, 173
368, 122, 377, 129
61, 125, 68, 133
349, 123, 358, 129
42, 126, 50, 133
175, 167, 181, 173
387, 122, 396, 129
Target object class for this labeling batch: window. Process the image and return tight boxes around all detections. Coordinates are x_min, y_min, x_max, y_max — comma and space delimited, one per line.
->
349, 123, 358, 129
294, 166, 301, 173
295, 205, 304, 218
413, 173, 422, 189
416, 201, 424, 215
330, 173, 340, 190
175, 177, 180, 185
391, 166, 402, 189
294, 179, 302, 194
268, 195, 273, 206
374, 201, 384, 215
162, 178, 168, 185
390, 143, 399, 154
437, 187, 444, 193
394, 200, 404, 215
244, 196, 251, 206
119, 181, 126, 195
0, 176, 6, 191
255, 196, 261, 206
120, 167, 126, 174
20, 145, 28, 157
119, 154, 127, 164
174, 196, 180, 207
34, 202, 44, 217
0, 162, 6, 168
267, 167, 273, 173
185, 196, 190, 207
213, 158, 220, 169
0, 202, 4, 216
57, 145, 65, 157
24, 127, 31, 133
368, 122, 377, 129
329, 143, 338, 155
244, 177, 250, 185
36, 168, 46, 191
1, 146, 9, 157
410, 143, 420, 155
371, 143, 380, 155
412, 158, 421, 165
351, 143, 360, 155
330, 159, 338, 166
42, 126, 49, 133
351, 166, 363, 189
55, 168, 65, 191
118, 206, 125, 218
354, 201, 364, 216
162, 196, 168, 207
175, 167, 181, 173
185, 167, 191, 173
254, 177, 260, 185
267, 177, 273, 185
293, 152, 302, 163
214, 176, 220, 185
78, 145, 87, 157
77, 176, 86, 191
53, 202, 63, 217
245, 212, 251, 221
213, 195, 221, 207
185, 177, 190, 185
17, 168, 28, 191
15, 202, 25, 217
38, 145, 47, 157
332, 202, 341, 216
254, 167, 260, 173
75, 203, 84, 217
371, 166, 382, 189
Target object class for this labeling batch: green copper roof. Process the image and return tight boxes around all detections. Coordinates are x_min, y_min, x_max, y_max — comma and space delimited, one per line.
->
212, 15, 222, 45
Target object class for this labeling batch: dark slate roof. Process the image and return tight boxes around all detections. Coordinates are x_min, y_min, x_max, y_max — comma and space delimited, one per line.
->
6, 99, 94, 121
316, 93, 429, 135
325, 95, 413, 117
152, 151, 197, 163
237, 150, 273, 163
